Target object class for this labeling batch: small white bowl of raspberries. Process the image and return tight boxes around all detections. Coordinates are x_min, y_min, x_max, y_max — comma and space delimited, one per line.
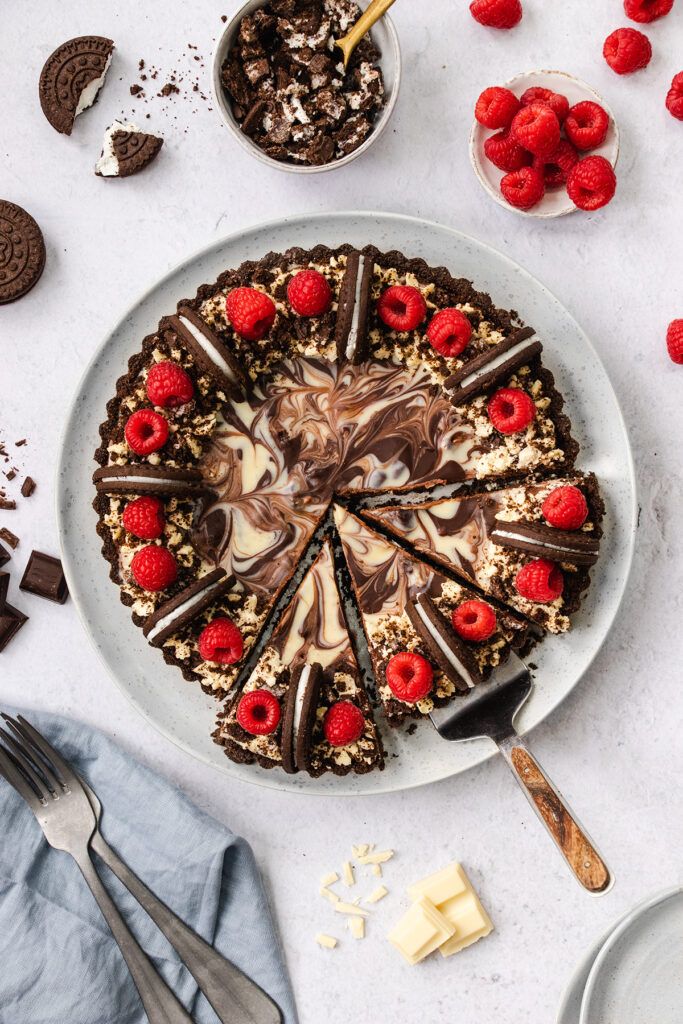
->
470, 70, 620, 217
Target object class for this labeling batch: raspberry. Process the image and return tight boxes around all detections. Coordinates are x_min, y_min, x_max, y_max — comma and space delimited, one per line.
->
666, 319, 683, 364
426, 308, 472, 357
385, 652, 433, 703
146, 361, 194, 408
563, 102, 609, 153
666, 72, 683, 120
475, 87, 520, 129
124, 409, 169, 456
130, 544, 177, 592
122, 495, 165, 540
484, 129, 532, 172
198, 618, 244, 665
225, 287, 276, 341
377, 285, 427, 332
470, 0, 523, 29
500, 166, 545, 210
323, 701, 365, 746
487, 387, 536, 433
533, 140, 578, 189
236, 690, 281, 736
287, 269, 332, 317
451, 600, 497, 642
520, 86, 569, 124
567, 156, 617, 212
515, 559, 564, 603
511, 103, 561, 157
624, 0, 673, 22
603, 27, 652, 74
542, 485, 589, 530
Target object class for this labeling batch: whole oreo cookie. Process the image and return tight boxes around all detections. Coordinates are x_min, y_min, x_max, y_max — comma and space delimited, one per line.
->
0, 201, 46, 305
39, 36, 114, 135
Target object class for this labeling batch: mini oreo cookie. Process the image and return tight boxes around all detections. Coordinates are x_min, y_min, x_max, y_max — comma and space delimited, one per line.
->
491, 517, 600, 566
93, 464, 209, 497
96, 121, 164, 178
143, 568, 234, 646
0, 201, 46, 305
445, 327, 542, 404
39, 36, 114, 135
170, 307, 249, 398
281, 661, 324, 775
406, 592, 482, 693
334, 251, 374, 364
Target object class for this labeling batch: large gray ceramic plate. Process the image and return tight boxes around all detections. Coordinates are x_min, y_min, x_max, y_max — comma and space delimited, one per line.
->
56, 212, 636, 794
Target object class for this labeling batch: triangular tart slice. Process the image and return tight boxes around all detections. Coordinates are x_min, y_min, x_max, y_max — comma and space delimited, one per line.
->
214, 539, 384, 777
333, 506, 528, 727
363, 473, 603, 634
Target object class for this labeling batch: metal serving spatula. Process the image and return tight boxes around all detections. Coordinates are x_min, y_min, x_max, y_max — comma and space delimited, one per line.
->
430, 652, 612, 894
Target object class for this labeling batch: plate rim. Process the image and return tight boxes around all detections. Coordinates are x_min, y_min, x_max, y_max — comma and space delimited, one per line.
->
55, 209, 637, 796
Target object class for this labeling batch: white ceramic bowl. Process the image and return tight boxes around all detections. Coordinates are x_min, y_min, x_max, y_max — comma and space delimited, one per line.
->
212, 0, 401, 174
470, 70, 620, 219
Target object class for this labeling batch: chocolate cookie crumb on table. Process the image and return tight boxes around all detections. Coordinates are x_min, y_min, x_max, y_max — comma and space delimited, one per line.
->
222, 0, 386, 166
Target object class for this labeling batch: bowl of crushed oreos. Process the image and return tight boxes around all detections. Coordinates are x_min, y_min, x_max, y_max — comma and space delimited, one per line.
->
213, 0, 401, 172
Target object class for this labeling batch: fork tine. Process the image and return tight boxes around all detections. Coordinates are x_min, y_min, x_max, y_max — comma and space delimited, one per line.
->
2, 714, 76, 788
0, 745, 46, 808
0, 724, 61, 794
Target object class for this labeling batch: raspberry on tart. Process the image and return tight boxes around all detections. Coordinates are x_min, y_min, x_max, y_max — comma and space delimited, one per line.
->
488, 387, 536, 434
377, 285, 427, 332
666, 319, 683, 364
122, 495, 165, 540
484, 129, 532, 172
564, 102, 609, 152
225, 286, 276, 341
542, 485, 588, 530
198, 618, 244, 665
470, 0, 523, 29
146, 361, 194, 408
427, 308, 472, 357
130, 544, 177, 592
500, 166, 545, 210
515, 559, 564, 603
666, 73, 683, 120
603, 27, 652, 74
533, 140, 578, 189
323, 701, 365, 746
452, 601, 497, 642
520, 86, 570, 124
566, 156, 617, 212
511, 103, 561, 157
287, 269, 332, 317
125, 409, 169, 456
475, 87, 520, 130
236, 690, 281, 736
385, 652, 434, 703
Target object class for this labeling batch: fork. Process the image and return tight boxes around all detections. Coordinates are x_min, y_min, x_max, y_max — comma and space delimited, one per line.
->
0, 721, 195, 1024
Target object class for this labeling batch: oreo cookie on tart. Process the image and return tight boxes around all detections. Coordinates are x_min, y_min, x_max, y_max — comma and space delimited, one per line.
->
0, 201, 46, 305
39, 36, 114, 135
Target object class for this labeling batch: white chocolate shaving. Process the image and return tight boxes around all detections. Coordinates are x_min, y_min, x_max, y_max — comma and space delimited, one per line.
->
316, 934, 338, 949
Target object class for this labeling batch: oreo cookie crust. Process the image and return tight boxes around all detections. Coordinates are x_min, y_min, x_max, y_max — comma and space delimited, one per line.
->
0, 201, 46, 305
39, 36, 114, 135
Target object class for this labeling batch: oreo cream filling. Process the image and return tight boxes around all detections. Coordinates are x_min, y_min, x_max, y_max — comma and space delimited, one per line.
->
413, 602, 476, 690
345, 255, 366, 361
146, 577, 227, 643
179, 315, 238, 384
75, 52, 113, 117
458, 336, 539, 390
291, 663, 312, 767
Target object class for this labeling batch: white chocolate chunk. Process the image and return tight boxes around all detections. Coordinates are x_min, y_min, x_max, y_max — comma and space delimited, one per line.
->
387, 897, 455, 965
352, 844, 370, 858
320, 886, 339, 904
334, 901, 369, 918
316, 934, 338, 949
371, 864, 383, 878
342, 861, 355, 887
408, 862, 493, 958
365, 885, 388, 904
357, 849, 394, 865
349, 916, 365, 939
321, 872, 339, 886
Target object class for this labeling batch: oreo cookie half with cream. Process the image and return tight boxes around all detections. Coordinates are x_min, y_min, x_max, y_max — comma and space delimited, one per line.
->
406, 593, 483, 694
95, 121, 163, 178
281, 662, 324, 775
334, 251, 374, 364
143, 568, 235, 647
445, 327, 542, 404
491, 518, 600, 566
171, 306, 249, 398
39, 36, 114, 135
93, 464, 210, 497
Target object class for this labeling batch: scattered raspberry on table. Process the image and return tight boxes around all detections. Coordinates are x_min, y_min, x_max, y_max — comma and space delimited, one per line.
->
470, 0, 523, 29
666, 320, 683, 364
624, 0, 673, 22
603, 27, 652, 74
666, 73, 683, 120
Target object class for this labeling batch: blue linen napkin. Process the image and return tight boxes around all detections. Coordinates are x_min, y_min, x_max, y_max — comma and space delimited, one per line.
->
0, 708, 297, 1024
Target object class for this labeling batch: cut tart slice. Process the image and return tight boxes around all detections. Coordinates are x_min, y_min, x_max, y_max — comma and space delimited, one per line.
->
214, 539, 383, 776
333, 506, 529, 727
363, 473, 604, 634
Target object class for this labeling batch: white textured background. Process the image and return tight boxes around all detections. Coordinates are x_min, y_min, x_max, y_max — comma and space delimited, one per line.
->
2, 2, 683, 1022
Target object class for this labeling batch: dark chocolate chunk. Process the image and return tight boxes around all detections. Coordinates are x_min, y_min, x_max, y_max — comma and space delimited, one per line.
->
0, 201, 46, 305
93, 464, 209, 497
0, 528, 19, 549
281, 661, 324, 775
39, 36, 115, 135
21, 477, 36, 498
20, 550, 69, 604
445, 327, 542, 404
0, 542, 10, 568
143, 568, 234, 647
491, 518, 600, 566
406, 593, 483, 693
0, 497, 16, 510
0, 603, 28, 653
0, 570, 9, 607
334, 251, 374, 364
172, 306, 249, 398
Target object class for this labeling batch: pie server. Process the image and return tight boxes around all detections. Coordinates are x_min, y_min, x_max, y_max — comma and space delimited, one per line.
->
429, 651, 612, 894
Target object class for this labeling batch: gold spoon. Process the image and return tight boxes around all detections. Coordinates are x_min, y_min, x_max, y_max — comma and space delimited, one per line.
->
335, 0, 397, 71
